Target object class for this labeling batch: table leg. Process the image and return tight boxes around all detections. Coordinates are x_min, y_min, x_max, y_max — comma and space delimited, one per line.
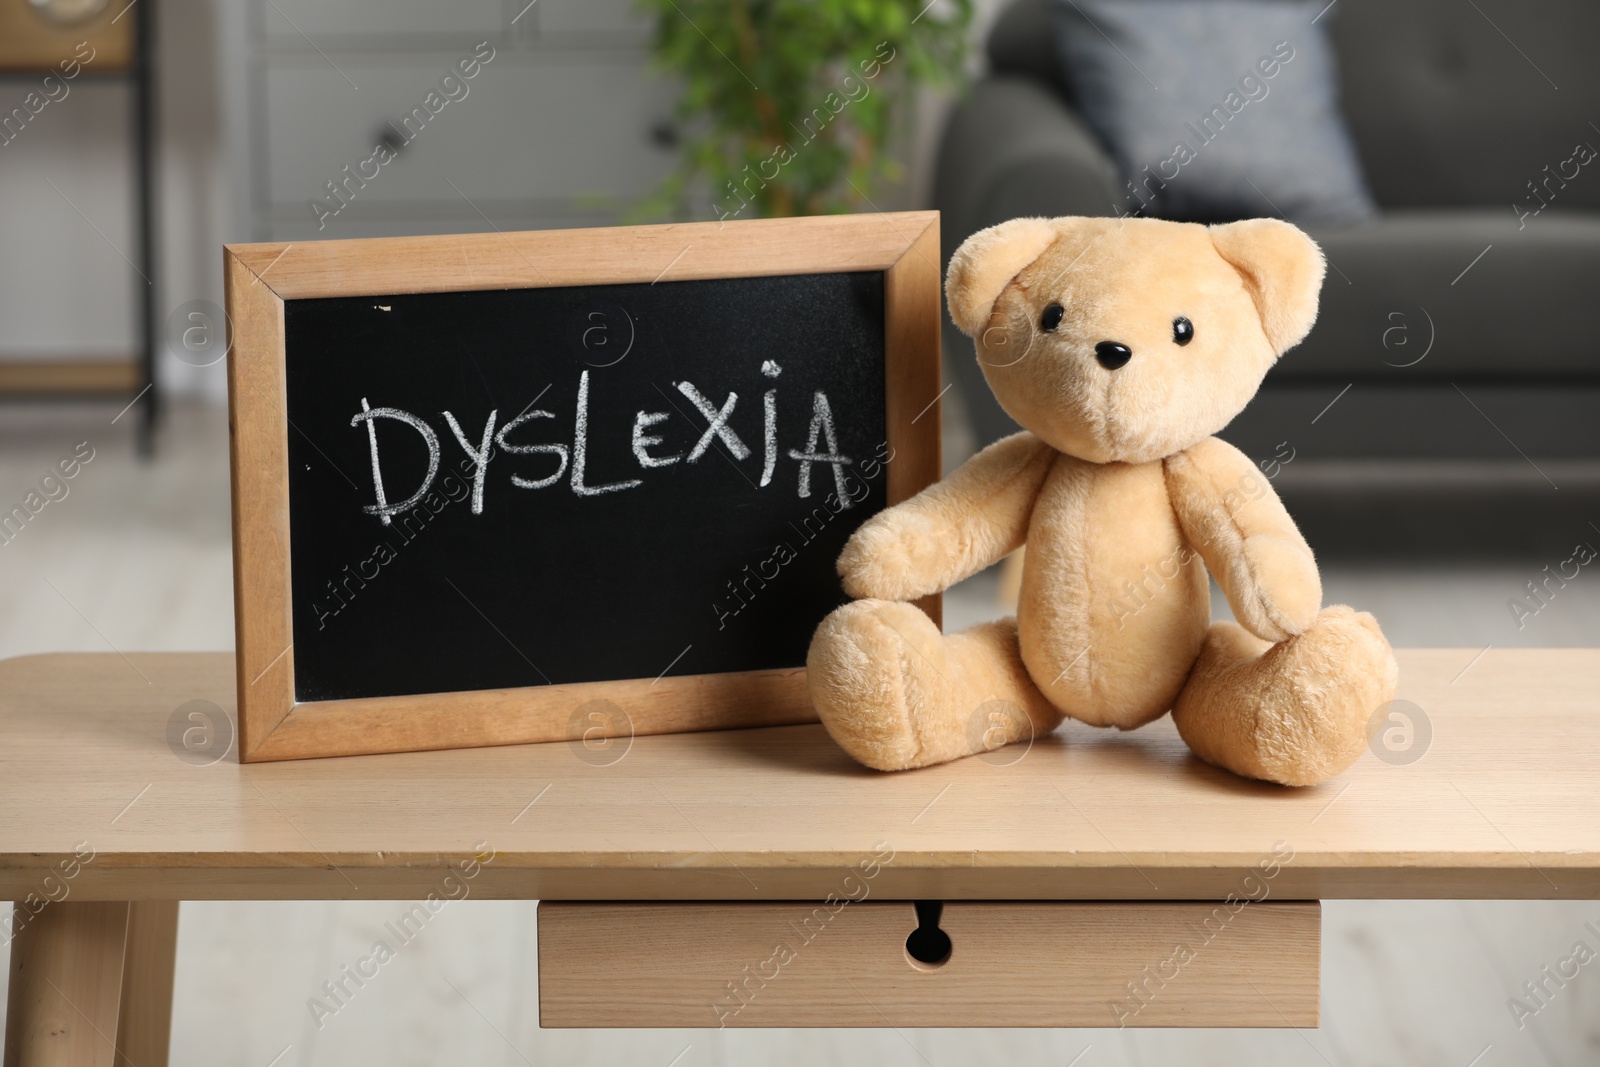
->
114, 902, 179, 1067
4, 901, 130, 1067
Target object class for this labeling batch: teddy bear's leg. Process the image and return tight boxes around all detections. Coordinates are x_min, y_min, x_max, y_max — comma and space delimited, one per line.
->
807, 599, 1063, 771
1171, 605, 1399, 787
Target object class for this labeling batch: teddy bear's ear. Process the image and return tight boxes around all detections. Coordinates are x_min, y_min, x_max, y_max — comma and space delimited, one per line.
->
1208, 219, 1327, 353
945, 217, 1059, 337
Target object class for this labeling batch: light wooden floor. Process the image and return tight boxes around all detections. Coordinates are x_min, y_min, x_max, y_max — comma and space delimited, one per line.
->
1, 400, 1597, 1066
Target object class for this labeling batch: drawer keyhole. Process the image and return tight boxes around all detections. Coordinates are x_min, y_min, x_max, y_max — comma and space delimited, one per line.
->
904, 901, 952, 969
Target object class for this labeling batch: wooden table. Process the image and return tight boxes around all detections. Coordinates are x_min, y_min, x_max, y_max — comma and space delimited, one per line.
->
2, 650, 1597, 1058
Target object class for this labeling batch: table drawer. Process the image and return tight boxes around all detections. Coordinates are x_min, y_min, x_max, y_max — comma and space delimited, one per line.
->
538, 900, 1320, 1028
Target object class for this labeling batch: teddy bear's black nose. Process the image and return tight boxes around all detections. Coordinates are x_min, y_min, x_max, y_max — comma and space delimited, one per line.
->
1095, 341, 1132, 370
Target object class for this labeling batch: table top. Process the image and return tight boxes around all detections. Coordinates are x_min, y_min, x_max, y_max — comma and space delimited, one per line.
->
1, 651, 1596, 901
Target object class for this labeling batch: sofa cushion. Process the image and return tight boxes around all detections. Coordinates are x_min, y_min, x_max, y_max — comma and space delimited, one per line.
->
1327, 0, 1600, 211
1051, 0, 1377, 225
1283, 209, 1600, 378
992, 0, 1600, 213
987, 0, 1077, 102
934, 77, 1122, 266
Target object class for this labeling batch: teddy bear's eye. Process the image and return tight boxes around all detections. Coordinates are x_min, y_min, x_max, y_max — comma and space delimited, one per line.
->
1040, 303, 1065, 333
1173, 316, 1194, 346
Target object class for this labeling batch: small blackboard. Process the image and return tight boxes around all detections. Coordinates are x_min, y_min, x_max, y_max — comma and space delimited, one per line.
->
227, 214, 942, 761
285, 272, 888, 701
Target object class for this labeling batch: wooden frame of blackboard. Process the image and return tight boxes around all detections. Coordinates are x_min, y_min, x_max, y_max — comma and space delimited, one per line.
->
224, 212, 943, 762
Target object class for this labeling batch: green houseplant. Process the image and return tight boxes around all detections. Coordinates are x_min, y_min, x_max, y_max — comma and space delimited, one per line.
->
635, 0, 974, 220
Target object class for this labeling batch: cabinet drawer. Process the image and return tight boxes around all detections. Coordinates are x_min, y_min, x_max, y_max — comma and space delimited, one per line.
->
258, 0, 504, 41
538, 901, 1320, 1028
260, 211, 619, 243
262, 54, 676, 212
537, 0, 651, 39
255, 0, 647, 43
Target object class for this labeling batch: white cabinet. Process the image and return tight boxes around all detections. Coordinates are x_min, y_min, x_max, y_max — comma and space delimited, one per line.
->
241, 0, 672, 242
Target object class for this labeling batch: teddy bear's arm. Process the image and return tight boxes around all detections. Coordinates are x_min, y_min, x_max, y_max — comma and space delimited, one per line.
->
836, 431, 1055, 602
1164, 437, 1322, 643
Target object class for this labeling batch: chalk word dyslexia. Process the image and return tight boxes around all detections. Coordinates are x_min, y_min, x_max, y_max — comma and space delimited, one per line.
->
351, 362, 861, 524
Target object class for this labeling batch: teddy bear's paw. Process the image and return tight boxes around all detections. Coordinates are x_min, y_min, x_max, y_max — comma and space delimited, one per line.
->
836, 512, 943, 602
808, 604, 1059, 772
806, 599, 943, 770
1236, 533, 1323, 640
1172, 606, 1399, 787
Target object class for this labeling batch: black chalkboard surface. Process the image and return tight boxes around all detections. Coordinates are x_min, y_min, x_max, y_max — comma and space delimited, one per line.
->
284, 272, 888, 702
226, 213, 941, 761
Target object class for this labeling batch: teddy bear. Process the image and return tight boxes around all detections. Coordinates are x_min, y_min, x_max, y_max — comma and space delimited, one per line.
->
806, 214, 1398, 787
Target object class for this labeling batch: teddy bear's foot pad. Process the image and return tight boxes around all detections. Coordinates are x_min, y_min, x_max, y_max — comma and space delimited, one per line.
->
1172, 605, 1399, 787
806, 599, 1059, 771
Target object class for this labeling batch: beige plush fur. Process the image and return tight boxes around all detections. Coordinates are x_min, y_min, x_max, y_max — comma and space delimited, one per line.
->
807, 215, 1399, 787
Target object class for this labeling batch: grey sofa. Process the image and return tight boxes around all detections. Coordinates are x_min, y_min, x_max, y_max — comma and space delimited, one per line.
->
935, 0, 1600, 459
